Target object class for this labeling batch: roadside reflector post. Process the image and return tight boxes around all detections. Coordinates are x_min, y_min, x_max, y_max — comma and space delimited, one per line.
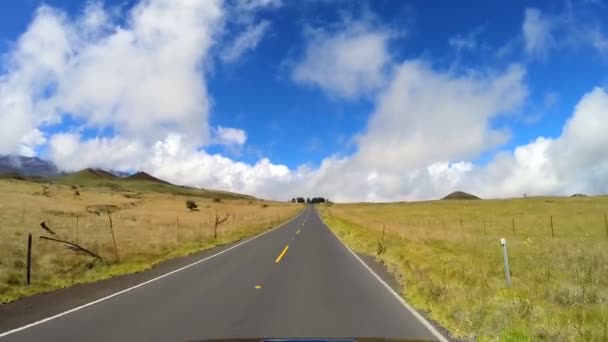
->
500, 238, 511, 288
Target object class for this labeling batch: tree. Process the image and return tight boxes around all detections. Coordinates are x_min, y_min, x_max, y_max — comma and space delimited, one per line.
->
290, 198, 296, 203
306, 198, 311, 204
296, 197, 305, 203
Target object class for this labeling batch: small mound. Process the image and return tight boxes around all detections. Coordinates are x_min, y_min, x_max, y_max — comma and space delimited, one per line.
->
571, 193, 587, 198
442, 191, 481, 200
126, 171, 172, 185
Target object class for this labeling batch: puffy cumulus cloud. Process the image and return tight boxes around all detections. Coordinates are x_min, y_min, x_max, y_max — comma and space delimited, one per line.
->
286, 58, 607, 202
291, 19, 392, 99
48, 133, 298, 199
459, 88, 608, 198
522, 8, 554, 58
48, 133, 147, 171
355, 61, 526, 171
214, 126, 247, 146
0, 6, 71, 154
19, 129, 47, 157
0, 0, 224, 154
549, 87, 608, 193
221, 20, 270, 63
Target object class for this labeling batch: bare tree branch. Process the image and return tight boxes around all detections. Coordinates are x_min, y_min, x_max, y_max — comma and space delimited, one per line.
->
39, 221, 57, 236
216, 213, 230, 225
40, 236, 104, 261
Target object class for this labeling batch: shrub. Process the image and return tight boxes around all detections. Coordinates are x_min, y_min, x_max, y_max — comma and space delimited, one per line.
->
186, 200, 198, 211
213, 198, 222, 203
261, 204, 268, 208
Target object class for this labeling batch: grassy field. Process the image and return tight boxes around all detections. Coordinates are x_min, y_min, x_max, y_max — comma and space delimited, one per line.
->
319, 197, 608, 341
0, 179, 300, 303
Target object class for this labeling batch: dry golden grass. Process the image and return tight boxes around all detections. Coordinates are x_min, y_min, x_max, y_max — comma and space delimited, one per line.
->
319, 197, 608, 341
0, 179, 301, 303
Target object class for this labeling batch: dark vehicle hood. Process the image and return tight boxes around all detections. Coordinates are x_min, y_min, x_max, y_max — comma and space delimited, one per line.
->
191, 338, 432, 342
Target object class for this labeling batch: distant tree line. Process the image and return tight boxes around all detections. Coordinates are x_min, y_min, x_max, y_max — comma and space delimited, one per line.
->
290, 197, 327, 204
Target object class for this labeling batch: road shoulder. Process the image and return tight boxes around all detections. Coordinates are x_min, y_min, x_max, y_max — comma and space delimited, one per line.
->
354, 252, 459, 342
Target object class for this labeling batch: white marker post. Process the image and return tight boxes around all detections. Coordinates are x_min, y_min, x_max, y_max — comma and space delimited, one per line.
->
500, 238, 511, 288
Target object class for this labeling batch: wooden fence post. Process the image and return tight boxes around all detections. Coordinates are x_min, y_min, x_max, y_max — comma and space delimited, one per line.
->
604, 212, 608, 238
512, 218, 515, 236
26, 234, 32, 285
460, 219, 463, 235
483, 221, 487, 236
550, 216, 554, 238
107, 212, 120, 262
177, 216, 181, 245
76, 216, 79, 244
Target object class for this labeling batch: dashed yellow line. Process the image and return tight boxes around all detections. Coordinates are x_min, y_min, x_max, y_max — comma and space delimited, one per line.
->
255, 285, 261, 289
296, 229, 301, 235
275, 245, 289, 263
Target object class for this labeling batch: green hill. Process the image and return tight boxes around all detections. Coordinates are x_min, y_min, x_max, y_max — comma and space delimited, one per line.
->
442, 191, 481, 200
55, 169, 256, 200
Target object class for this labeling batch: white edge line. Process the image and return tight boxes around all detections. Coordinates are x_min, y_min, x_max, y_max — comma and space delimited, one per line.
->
0, 207, 307, 338
314, 206, 449, 342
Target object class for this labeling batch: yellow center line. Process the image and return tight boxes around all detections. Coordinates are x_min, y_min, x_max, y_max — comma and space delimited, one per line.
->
275, 245, 289, 263
296, 229, 301, 235
255, 285, 261, 289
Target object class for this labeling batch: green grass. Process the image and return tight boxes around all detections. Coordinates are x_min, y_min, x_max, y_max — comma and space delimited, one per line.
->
319, 197, 608, 341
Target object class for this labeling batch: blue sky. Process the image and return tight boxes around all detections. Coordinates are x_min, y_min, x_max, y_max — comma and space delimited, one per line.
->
1, 0, 607, 201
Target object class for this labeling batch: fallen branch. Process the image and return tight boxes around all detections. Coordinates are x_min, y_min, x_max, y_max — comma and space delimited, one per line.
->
39, 236, 104, 261
39, 221, 57, 236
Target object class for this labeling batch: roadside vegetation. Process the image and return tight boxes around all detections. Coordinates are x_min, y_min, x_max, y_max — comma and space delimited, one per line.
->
319, 196, 608, 341
0, 178, 301, 303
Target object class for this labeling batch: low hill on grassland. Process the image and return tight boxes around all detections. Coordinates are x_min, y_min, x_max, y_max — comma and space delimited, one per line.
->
55, 169, 256, 200
442, 191, 481, 200
125, 171, 172, 185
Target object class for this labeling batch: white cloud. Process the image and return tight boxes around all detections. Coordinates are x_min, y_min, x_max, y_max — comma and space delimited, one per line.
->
590, 28, 608, 55
236, 0, 282, 12
292, 19, 392, 99
519, 6, 608, 59
355, 61, 526, 171
215, 126, 247, 146
0, 0, 224, 154
448, 27, 482, 52
19, 129, 47, 157
221, 20, 270, 63
522, 8, 554, 58
0, 6, 71, 155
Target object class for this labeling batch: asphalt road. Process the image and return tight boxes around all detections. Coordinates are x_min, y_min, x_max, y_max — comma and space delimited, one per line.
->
0, 206, 445, 341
